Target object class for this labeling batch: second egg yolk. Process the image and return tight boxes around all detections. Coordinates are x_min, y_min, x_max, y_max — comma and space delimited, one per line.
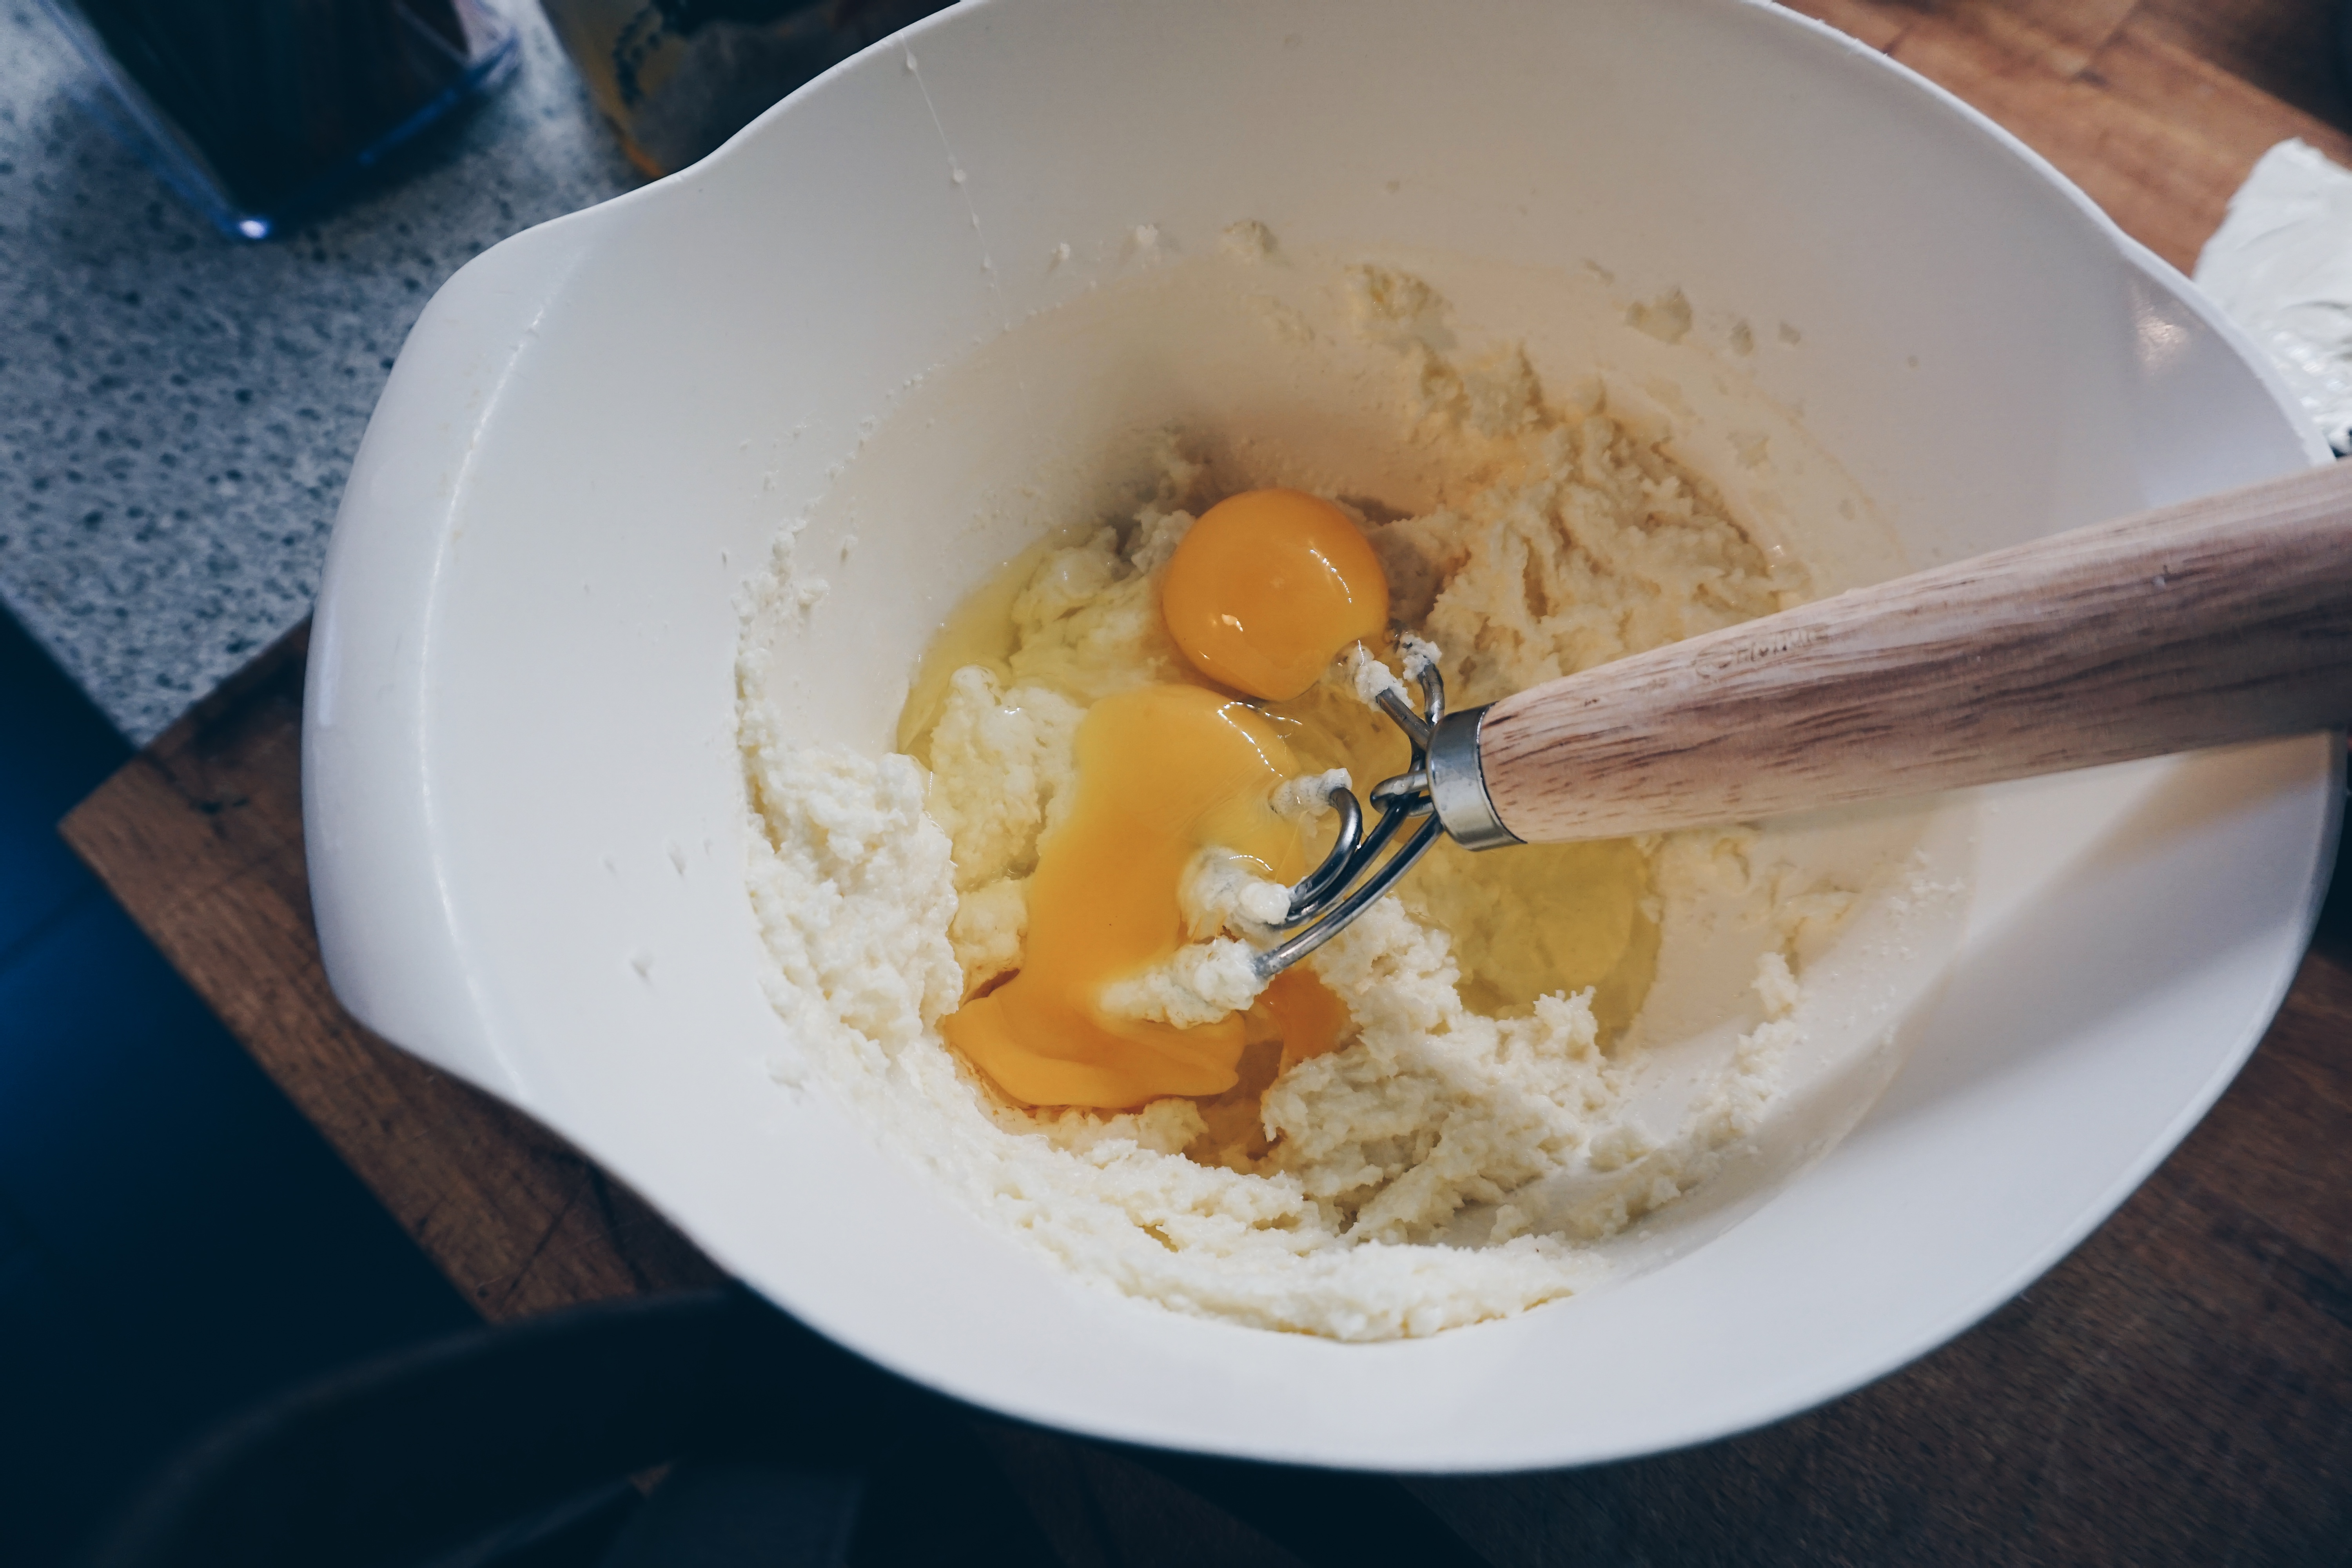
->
942, 490, 1389, 1112
1160, 489, 1390, 701
943, 684, 1328, 1109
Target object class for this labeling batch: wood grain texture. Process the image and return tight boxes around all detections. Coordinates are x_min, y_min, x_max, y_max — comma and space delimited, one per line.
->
1483, 461, 2352, 842
54, 2, 2352, 1562
1781, 0, 2352, 274
2132, 0, 2352, 130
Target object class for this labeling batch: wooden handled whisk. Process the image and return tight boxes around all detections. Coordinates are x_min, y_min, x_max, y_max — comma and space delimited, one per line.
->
1255, 460, 2352, 979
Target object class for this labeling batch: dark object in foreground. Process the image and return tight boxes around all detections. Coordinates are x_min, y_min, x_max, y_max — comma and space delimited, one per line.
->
41, 0, 517, 237
84, 1287, 1045, 1568
84, 1285, 1486, 1568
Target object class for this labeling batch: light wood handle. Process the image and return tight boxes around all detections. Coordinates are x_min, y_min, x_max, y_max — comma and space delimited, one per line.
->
1479, 461, 2352, 844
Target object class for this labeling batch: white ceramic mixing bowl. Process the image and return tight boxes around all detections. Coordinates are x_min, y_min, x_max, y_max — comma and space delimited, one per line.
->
306, 0, 2340, 1470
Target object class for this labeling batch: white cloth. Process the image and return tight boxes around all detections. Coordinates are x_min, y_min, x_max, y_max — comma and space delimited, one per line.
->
2195, 138, 2352, 455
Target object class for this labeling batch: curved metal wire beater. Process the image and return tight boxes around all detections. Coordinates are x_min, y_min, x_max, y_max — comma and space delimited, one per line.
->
1251, 657, 1450, 980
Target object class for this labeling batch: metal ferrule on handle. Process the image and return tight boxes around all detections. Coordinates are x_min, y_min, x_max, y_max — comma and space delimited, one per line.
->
1425, 705, 1521, 851
1252, 659, 1515, 980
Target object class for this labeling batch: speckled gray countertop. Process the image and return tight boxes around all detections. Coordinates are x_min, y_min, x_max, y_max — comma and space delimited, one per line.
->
0, 2, 641, 744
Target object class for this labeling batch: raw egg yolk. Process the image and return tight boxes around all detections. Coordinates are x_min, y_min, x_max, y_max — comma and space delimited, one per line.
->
1161, 489, 1390, 701
1263, 964, 1352, 1076
943, 684, 1321, 1109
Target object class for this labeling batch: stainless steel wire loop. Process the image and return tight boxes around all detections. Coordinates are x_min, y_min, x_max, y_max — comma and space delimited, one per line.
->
1254, 654, 1456, 978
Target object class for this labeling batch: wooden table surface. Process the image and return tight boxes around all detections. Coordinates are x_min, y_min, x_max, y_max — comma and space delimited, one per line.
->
61, 3, 2352, 1562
